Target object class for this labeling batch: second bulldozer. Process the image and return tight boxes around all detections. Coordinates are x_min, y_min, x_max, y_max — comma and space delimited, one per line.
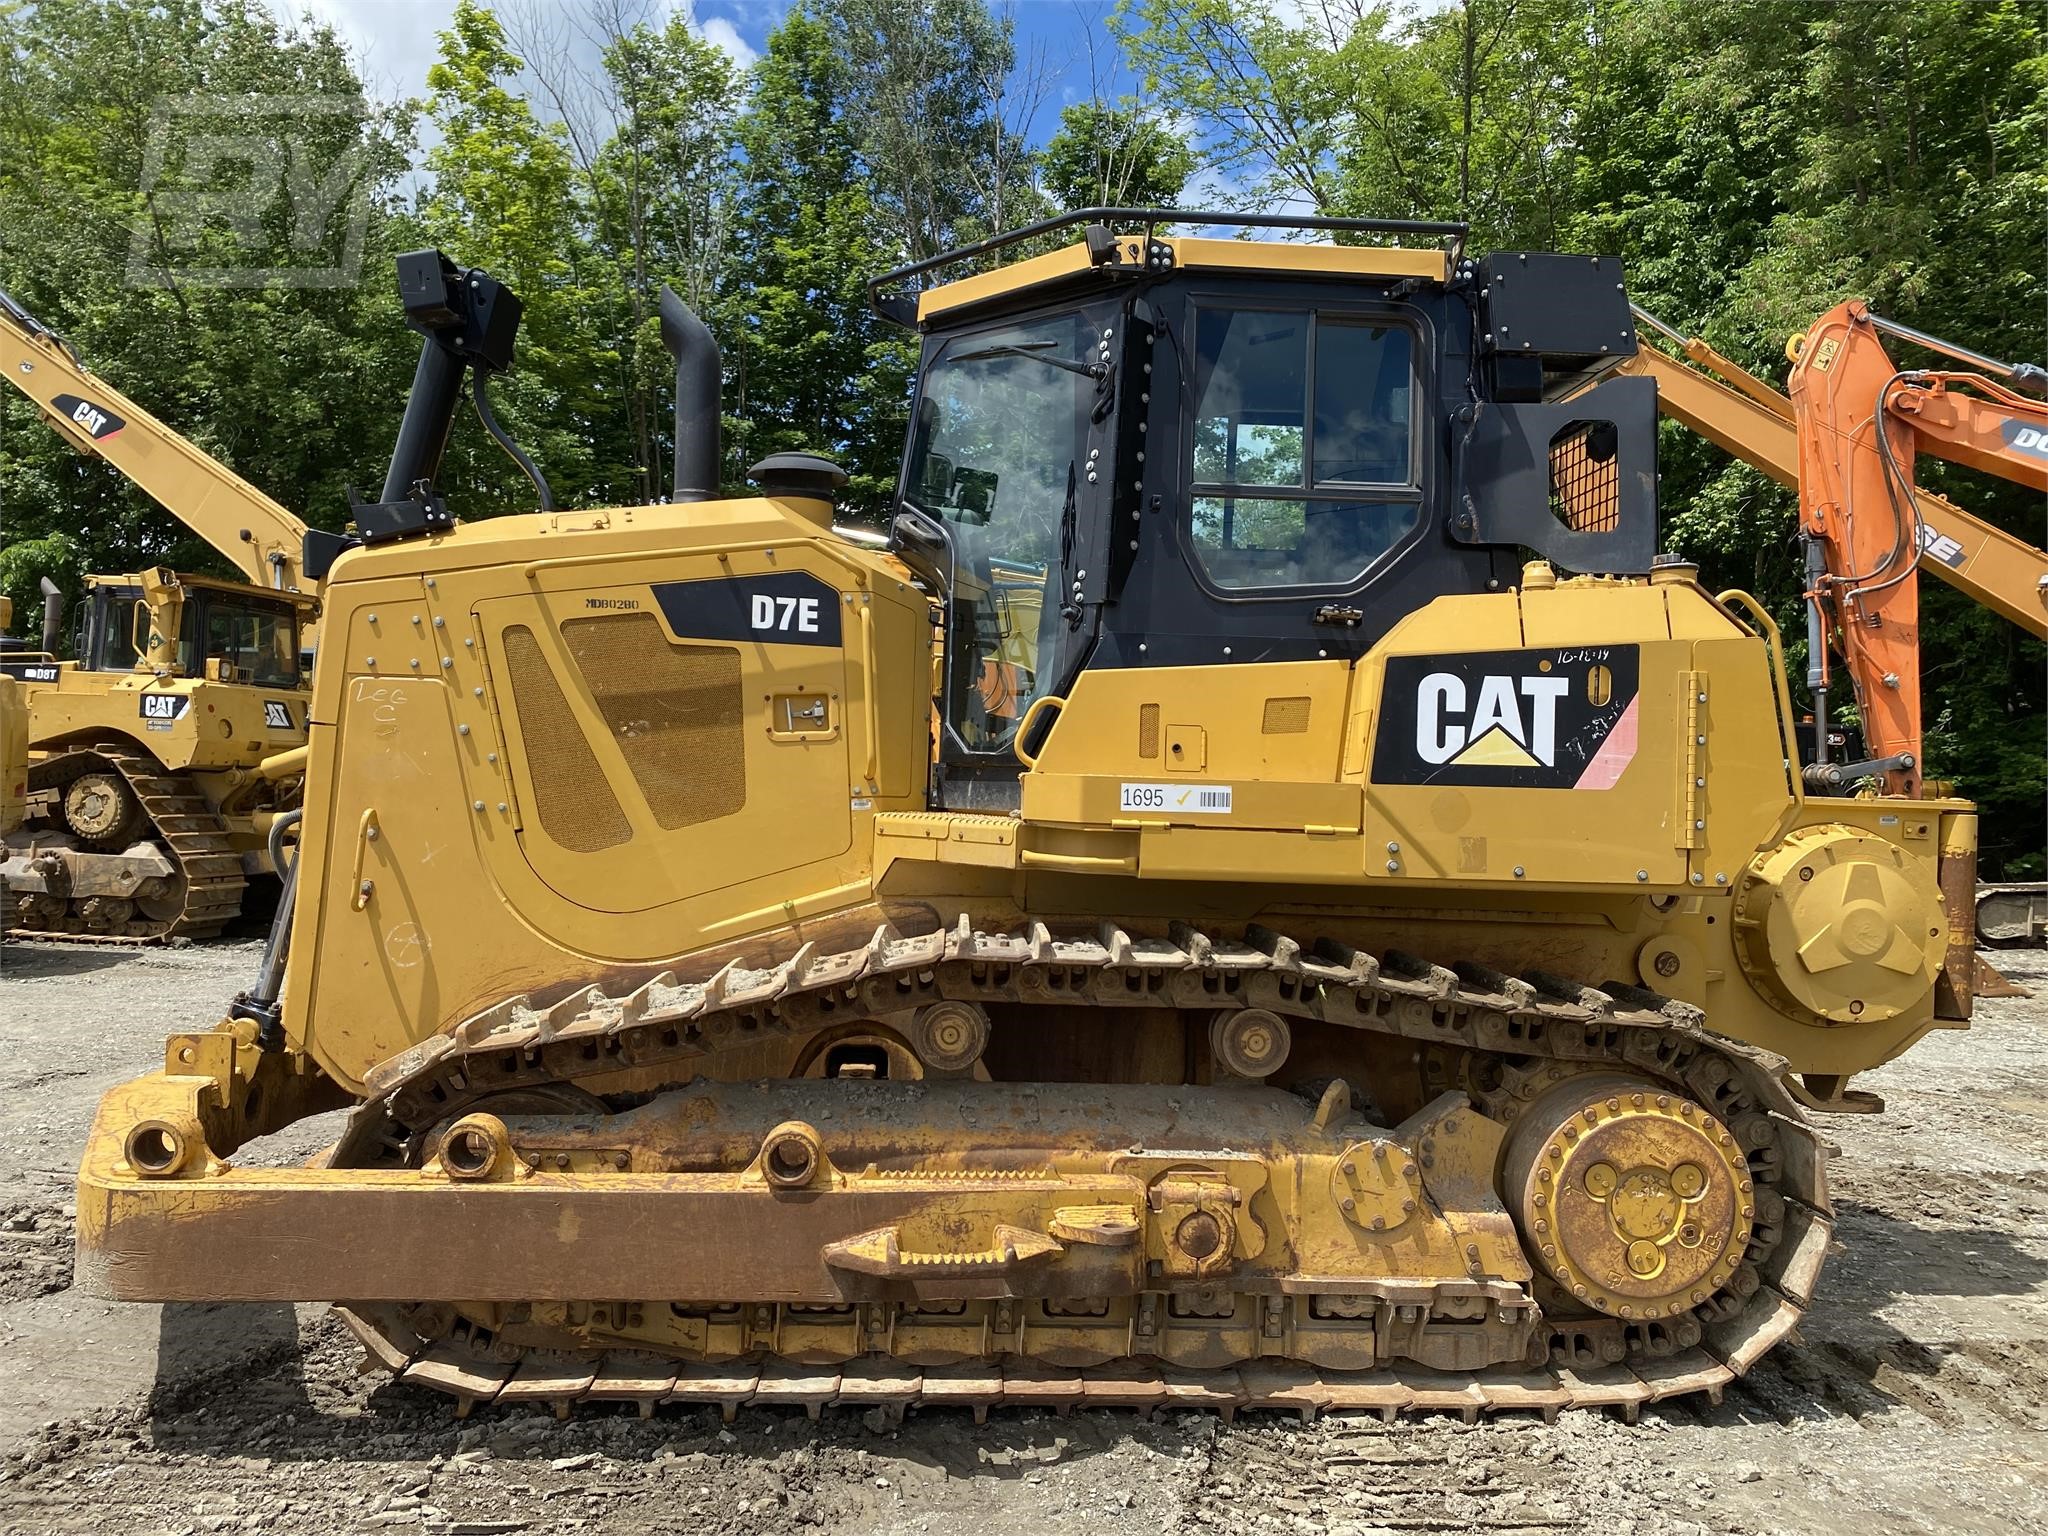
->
1, 288, 318, 940
75, 219, 1976, 1421
1, 569, 311, 939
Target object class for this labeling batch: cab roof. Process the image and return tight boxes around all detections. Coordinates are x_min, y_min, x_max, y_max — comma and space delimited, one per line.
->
88, 571, 318, 609
868, 207, 1468, 330
916, 234, 1451, 323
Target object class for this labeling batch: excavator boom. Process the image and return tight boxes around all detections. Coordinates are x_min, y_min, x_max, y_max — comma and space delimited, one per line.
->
0, 289, 313, 599
1616, 314, 2048, 641
1617, 299, 2046, 799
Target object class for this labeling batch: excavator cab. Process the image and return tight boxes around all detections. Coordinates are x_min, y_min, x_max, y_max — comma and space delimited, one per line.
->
884, 215, 1660, 809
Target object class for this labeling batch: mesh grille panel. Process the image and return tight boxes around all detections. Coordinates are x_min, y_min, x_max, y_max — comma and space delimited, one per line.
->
1548, 420, 1622, 532
501, 624, 632, 853
1261, 696, 1312, 734
1138, 703, 1160, 758
561, 613, 745, 830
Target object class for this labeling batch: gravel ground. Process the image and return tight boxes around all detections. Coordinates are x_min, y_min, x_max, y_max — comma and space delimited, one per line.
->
1, 938, 2044, 1536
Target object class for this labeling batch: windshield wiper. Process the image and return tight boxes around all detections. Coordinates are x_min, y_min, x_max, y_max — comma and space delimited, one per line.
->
951, 341, 1104, 379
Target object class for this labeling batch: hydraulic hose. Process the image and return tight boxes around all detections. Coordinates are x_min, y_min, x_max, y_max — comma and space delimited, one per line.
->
230, 808, 304, 1050
472, 371, 555, 510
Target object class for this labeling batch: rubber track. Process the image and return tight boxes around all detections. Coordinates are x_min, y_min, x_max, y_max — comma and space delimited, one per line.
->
10, 741, 245, 943
337, 917, 1834, 1420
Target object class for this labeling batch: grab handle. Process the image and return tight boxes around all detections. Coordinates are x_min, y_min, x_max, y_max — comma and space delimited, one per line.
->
1011, 694, 1066, 769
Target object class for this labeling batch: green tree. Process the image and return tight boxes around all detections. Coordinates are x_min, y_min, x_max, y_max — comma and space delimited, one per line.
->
1115, 0, 1631, 243
585, 13, 744, 503
724, 6, 916, 516
0, 0, 414, 626
417, 0, 609, 514
818, 0, 1045, 258
1040, 103, 1196, 210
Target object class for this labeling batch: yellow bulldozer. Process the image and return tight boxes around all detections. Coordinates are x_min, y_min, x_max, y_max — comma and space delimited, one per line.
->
74, 217, 1984, 1421
1, 288, 319, 940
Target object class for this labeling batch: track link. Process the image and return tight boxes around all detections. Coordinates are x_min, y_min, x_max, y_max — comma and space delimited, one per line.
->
11, 742, 245, 942
336, 917, 1833, 1420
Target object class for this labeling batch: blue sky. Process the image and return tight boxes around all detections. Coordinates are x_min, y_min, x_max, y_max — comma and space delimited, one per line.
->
279, 0, 1146, 151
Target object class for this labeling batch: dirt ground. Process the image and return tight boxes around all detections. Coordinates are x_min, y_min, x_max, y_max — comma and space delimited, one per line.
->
0, 938, 2044, 1536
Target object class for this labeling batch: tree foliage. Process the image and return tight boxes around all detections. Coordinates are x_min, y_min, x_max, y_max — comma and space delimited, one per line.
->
1040, 103, 1196, 211
723, 5, 914, 514
0, 0, 415, 619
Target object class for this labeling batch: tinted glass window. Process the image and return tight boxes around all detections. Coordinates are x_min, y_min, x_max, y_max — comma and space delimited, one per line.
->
906, 309, 1102, 754
1193, 310, 1305, 488
203, 599, 299, 687
1191, 498, 1419, 590
1314, 323, 1412, 484
1187, 306, 1420, 592
97, 595, 147, 671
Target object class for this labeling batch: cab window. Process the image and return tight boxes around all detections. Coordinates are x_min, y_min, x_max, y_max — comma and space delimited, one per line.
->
905, 305, 1109, 755
201, 597, 299, 687
84, 588, 190, 673
1188, 307, 1421, 592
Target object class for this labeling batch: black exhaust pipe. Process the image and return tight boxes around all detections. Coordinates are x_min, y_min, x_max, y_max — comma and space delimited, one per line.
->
38, 576, 62, 657
378, 339, 467, 506
353, 251, 525, 547
659, 286, 721, 502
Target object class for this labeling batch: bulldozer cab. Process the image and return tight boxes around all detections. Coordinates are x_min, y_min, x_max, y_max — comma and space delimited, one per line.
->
883, 213, 1659, 809
77, 572, 305, 687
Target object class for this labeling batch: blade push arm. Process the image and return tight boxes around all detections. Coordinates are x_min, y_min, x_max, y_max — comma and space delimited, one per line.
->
0, 290, 313, 597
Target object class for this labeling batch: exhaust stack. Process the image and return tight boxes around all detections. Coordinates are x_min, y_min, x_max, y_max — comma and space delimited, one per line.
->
38, 577, 62, 657
659, 286, 721, 503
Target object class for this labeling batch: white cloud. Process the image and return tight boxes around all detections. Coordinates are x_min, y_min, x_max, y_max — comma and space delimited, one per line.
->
272, 0, 458, 102
695, 15, 760, 71
276, 2, 766, 102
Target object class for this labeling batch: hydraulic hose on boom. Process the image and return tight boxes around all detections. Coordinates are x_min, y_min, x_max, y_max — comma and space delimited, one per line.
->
1617, 310, 2048, 643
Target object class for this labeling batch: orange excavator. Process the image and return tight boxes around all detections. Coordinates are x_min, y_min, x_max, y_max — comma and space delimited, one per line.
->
1785, 302, 2046, 798
1610, 304, 2047, 801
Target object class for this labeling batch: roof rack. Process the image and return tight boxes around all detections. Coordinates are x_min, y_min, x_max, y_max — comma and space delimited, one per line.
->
866, 206, 1470, 322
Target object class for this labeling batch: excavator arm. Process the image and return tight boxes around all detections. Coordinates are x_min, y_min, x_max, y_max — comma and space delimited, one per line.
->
1787, 300, 2046, 797
1616, 316, 2048, 640
0, 289, 314, 599
1613, 305, 2048, 798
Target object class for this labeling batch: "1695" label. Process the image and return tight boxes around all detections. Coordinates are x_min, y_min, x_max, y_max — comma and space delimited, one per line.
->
1119, 782, 1232, 814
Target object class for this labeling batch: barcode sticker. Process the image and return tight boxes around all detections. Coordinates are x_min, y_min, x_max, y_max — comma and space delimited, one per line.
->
1120, 782, 1233, 815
